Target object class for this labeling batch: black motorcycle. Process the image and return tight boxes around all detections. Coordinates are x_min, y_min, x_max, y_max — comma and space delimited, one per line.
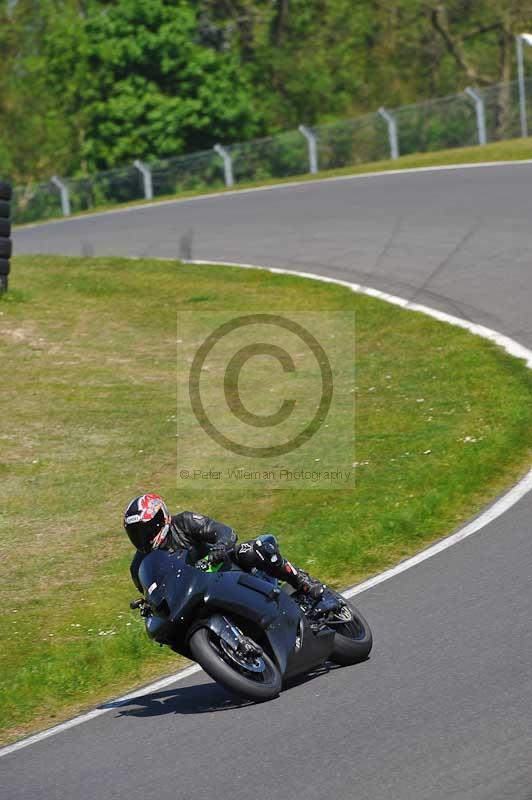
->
130, 548, 372, 702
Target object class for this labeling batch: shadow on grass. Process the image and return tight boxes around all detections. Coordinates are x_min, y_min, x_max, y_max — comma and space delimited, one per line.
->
108, 660, 348, 719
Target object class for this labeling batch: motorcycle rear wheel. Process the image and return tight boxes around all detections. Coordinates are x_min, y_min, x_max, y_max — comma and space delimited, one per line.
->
329, 598, 373, 665
190, 626, 282, 701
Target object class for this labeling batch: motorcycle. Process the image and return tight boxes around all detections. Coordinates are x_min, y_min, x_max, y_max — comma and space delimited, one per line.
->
130, 547, 372, 702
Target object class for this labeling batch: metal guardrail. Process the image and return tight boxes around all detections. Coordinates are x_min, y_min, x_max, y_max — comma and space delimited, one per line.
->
11, 77, 532, 225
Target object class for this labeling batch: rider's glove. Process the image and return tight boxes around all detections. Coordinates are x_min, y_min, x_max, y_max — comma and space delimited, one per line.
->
209, 542, 230, 563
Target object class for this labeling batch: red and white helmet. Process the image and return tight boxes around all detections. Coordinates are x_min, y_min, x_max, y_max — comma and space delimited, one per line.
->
123, 493, 171, 553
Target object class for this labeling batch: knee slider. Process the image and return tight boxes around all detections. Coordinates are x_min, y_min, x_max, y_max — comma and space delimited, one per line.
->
254, 534, 281, 565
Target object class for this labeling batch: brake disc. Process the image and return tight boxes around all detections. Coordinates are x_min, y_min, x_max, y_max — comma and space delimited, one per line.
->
219, 639, 265, 673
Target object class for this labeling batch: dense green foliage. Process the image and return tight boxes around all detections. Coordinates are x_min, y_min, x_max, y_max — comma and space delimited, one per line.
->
2, 0, 532, 182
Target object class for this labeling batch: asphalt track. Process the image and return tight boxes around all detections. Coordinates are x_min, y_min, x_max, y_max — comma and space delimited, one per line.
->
5, 164, 532, 799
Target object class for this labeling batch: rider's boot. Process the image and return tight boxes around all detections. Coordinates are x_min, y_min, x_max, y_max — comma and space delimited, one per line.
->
283, 563, 326, 601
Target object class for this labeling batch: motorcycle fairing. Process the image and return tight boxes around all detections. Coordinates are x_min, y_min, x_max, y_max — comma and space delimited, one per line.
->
137, 548, 337, 679
203, 571, 279, 629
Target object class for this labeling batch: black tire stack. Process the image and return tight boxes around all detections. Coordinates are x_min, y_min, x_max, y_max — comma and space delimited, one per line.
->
0, 180, 12, 292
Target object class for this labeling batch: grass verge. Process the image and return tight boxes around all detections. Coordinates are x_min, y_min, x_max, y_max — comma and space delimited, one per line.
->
14, 136, 532, 228
0, 254, 530, 744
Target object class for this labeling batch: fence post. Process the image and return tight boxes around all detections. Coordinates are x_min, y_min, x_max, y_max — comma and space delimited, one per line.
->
298, 125, 319, 174
133, 160, 153, 200
515, 34, 532, 138
213, 144, 234, 187
464, 87, 487, 145
378, 108, 399, 160
51, 176, 71, 216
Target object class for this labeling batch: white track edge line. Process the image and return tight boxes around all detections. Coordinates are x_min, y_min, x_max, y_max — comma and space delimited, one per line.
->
343, 468, 532, 598
14, 158, 532, 231
2, 256, 531, 759
0, 664, 202, 758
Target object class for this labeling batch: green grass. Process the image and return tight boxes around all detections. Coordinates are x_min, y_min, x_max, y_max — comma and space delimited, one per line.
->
0, 254, 530, 744
14, 136, 532, 228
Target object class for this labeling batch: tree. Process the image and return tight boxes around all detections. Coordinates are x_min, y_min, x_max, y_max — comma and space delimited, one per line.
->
64, 0, 262, 169
199, 0, 379, 128
0, 0, 83, 183
427, 0, 532, 133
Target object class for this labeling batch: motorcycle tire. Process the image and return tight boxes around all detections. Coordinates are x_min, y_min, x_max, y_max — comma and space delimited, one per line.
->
0, 239, 12, 259
190, 626, 282, 702
329, 598, 373, 665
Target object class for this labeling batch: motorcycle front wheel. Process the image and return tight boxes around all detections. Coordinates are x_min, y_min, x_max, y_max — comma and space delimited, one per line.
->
328, 597, 373, 665
189, 626, 282, 701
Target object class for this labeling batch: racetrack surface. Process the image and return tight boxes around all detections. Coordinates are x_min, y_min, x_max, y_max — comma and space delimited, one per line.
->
5, 164, 532, 799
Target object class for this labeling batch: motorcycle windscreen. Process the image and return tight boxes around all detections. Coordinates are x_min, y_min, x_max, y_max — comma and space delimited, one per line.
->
138, 549, 184, 611
138, 548, 206, 620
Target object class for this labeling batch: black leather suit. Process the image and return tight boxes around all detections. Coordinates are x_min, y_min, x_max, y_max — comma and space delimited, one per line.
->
130, 510, 305, 593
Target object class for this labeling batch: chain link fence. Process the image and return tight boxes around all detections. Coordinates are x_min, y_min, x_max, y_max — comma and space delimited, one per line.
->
12, 77, 532, 225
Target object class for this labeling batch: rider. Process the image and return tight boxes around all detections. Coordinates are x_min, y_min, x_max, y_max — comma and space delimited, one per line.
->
123, 493, 326, 600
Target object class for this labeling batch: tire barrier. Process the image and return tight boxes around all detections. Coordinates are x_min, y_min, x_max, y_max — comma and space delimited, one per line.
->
0, 180, 12, 292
